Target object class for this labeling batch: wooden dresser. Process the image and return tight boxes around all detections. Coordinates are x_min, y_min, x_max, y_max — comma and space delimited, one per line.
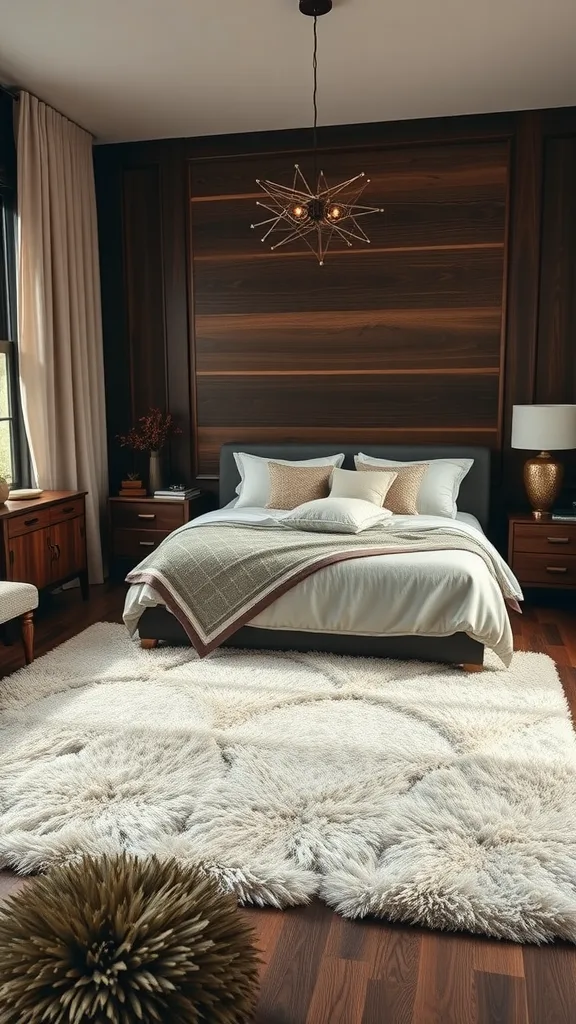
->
109, 496, 201, 571
508, 513, 576, 589
0, 491, 88, 597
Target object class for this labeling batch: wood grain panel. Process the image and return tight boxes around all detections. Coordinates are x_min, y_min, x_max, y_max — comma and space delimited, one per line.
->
193, 248, 504, 316
122, 166, 167, 419
197, 373, 498, 429
195, 309, 502, 373
196, 426, 500, 477
535, 135, 576, 404
189, 141, 508, 201
191, 198, 506, 258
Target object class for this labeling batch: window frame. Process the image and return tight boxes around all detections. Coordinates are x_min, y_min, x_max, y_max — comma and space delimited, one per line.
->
0, 189, 27, 488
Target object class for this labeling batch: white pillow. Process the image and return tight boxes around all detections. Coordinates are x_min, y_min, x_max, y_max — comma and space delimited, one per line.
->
354, 454, 473, 518
234, 452, 345, 508
329, 466, 398, 506
282, 497, 393, 534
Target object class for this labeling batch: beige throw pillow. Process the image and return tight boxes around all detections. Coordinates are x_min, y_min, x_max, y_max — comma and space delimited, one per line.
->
356, 461, 427, 515
329, 467, 398, 507
267, 462, 333, 510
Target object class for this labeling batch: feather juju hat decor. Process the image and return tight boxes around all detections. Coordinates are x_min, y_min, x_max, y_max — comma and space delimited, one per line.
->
0, 854, 260, 1024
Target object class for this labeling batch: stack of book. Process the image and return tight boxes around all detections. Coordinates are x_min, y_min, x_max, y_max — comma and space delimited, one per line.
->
154, 487, 201, 501
552, 507, 576, 521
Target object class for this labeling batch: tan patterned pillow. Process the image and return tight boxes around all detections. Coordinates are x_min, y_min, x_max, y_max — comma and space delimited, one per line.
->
267, 462, 333, 510
356, 461, 427, 515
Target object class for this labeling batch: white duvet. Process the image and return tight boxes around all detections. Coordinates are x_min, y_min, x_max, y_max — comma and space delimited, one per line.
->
123, 507, 523, 665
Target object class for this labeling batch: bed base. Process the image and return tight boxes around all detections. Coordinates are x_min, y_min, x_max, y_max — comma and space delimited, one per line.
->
136, 606, 484, 669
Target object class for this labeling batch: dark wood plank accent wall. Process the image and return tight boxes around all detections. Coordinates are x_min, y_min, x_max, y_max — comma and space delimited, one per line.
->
94, 108, 576, 514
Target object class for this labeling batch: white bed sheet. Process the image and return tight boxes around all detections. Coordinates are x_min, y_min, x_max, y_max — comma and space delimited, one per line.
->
123, 508, 522, 665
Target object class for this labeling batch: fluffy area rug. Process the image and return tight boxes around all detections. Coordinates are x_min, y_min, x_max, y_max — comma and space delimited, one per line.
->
1, 622, 575, 944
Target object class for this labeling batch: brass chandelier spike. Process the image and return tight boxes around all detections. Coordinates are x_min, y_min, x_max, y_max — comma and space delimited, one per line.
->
251, 0, 383, 265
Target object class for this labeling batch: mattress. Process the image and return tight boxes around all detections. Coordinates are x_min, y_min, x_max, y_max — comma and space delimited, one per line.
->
123, 509, 522, 665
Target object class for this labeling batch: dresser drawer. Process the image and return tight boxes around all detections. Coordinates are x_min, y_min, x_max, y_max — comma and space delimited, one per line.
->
514, 523, 576, 553
112, 528, 172, 559
50, 497, 84, 524
513, 552, 576, 585
110, 501, 185, 531
8, 507, 51, 538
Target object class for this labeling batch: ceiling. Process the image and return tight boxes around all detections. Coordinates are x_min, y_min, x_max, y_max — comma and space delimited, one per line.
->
0, 0, 575, 144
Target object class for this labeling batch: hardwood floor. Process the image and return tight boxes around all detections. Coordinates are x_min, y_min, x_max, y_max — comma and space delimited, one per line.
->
1, 583, 575, 1023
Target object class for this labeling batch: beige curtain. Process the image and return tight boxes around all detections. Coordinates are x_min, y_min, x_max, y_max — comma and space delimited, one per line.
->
16, 92, 108, 584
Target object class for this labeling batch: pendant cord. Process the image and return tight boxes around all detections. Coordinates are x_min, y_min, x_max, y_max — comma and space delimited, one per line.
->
312, 15, 318, 184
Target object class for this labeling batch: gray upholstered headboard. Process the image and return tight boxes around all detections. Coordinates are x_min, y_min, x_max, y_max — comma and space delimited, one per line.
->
219, 443, 491, 528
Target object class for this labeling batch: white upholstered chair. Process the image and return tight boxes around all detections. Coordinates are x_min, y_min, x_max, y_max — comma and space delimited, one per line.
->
0, 582, 38, 665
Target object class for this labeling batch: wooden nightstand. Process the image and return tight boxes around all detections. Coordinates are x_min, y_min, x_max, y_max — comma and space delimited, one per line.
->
109, 496, 201, 571
508, 513, 576, 589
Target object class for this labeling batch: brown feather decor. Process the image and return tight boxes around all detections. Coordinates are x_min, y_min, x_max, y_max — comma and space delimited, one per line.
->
0, 854, 260, 1024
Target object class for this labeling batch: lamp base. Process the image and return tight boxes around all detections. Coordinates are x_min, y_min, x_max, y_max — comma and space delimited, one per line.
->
523, 451, 563, 518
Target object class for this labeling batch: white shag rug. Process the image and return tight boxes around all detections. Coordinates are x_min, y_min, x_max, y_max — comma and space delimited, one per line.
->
1, 623, 575, 944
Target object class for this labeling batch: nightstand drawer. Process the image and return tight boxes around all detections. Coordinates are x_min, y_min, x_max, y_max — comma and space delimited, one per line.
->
514, 523, 576, 552
513, 552, 576, 585
112, 528, 172, 559
110, 501, 185, 531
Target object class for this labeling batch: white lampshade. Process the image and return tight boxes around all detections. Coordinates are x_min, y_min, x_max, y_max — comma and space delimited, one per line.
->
511, 405, 576, 451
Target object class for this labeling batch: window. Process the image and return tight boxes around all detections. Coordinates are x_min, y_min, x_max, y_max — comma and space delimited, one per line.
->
0, 188, 21, 486
0, 87, 25, 488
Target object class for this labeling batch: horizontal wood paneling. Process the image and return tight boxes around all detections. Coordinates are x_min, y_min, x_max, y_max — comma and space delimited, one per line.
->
195, 309, 502, 372
190, 141, 509, 201
193, 248, 505, 316
196, 374, 499, 427
191, 199, 506, 258
96, 108, 576, 514
196, 427, 500, 476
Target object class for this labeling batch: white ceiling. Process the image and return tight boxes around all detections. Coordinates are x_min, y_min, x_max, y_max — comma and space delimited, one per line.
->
0, 0, 575, 144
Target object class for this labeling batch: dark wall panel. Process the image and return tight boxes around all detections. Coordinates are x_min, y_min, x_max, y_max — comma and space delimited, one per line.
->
94, 107, 576, 518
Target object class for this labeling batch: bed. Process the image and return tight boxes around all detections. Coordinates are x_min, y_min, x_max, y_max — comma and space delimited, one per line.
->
129, 443, 522, 669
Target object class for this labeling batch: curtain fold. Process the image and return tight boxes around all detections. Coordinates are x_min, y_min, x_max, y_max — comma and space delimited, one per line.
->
16, 93, 108, 584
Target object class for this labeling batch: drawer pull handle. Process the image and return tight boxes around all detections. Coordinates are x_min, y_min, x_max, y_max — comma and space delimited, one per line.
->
546, 566, 568, 574
139, 541, 155, 547
138, 514, 156, 520
24, 517, 39, 526
547, 537, 569, 544
62, 506, 75, 514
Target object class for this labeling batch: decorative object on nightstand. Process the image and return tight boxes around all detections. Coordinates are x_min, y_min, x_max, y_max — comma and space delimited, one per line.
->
109, 493, 201, 571
0, 477, 9, 505
511, 404, 576, 518
119, 473, 145, 498
118, 408, 182, 496
508, 512, 576, 590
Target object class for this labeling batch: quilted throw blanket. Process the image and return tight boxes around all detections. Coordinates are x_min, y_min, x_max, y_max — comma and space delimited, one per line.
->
126, 523, 521, 657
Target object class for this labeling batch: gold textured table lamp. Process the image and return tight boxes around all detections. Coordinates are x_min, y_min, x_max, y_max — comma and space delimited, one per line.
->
511, 404, 576, 518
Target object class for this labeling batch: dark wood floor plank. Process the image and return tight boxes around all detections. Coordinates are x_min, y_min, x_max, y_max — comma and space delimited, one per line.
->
412, 932, 476, 1024
523, 945, 576, 1024
242, 907, 286, 981
306, 956, 369, 1024
475, 971, 529, 1024
254, 902, 333, 1024
473, 937, 525, 977
362, 926, 422, 1024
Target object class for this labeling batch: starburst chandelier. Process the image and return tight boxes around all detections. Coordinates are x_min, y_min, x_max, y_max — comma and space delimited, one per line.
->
251, 0, 383, 265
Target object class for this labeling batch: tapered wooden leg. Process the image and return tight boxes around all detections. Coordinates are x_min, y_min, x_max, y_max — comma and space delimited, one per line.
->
21, 610, 34, 665
79, 570, 89, 601
140, 638, 159, 650
461, 662, 483, 672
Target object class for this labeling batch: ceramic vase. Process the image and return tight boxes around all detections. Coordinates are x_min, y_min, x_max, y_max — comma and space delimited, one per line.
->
149, 451, 163, 494
0, 477, 9, 505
